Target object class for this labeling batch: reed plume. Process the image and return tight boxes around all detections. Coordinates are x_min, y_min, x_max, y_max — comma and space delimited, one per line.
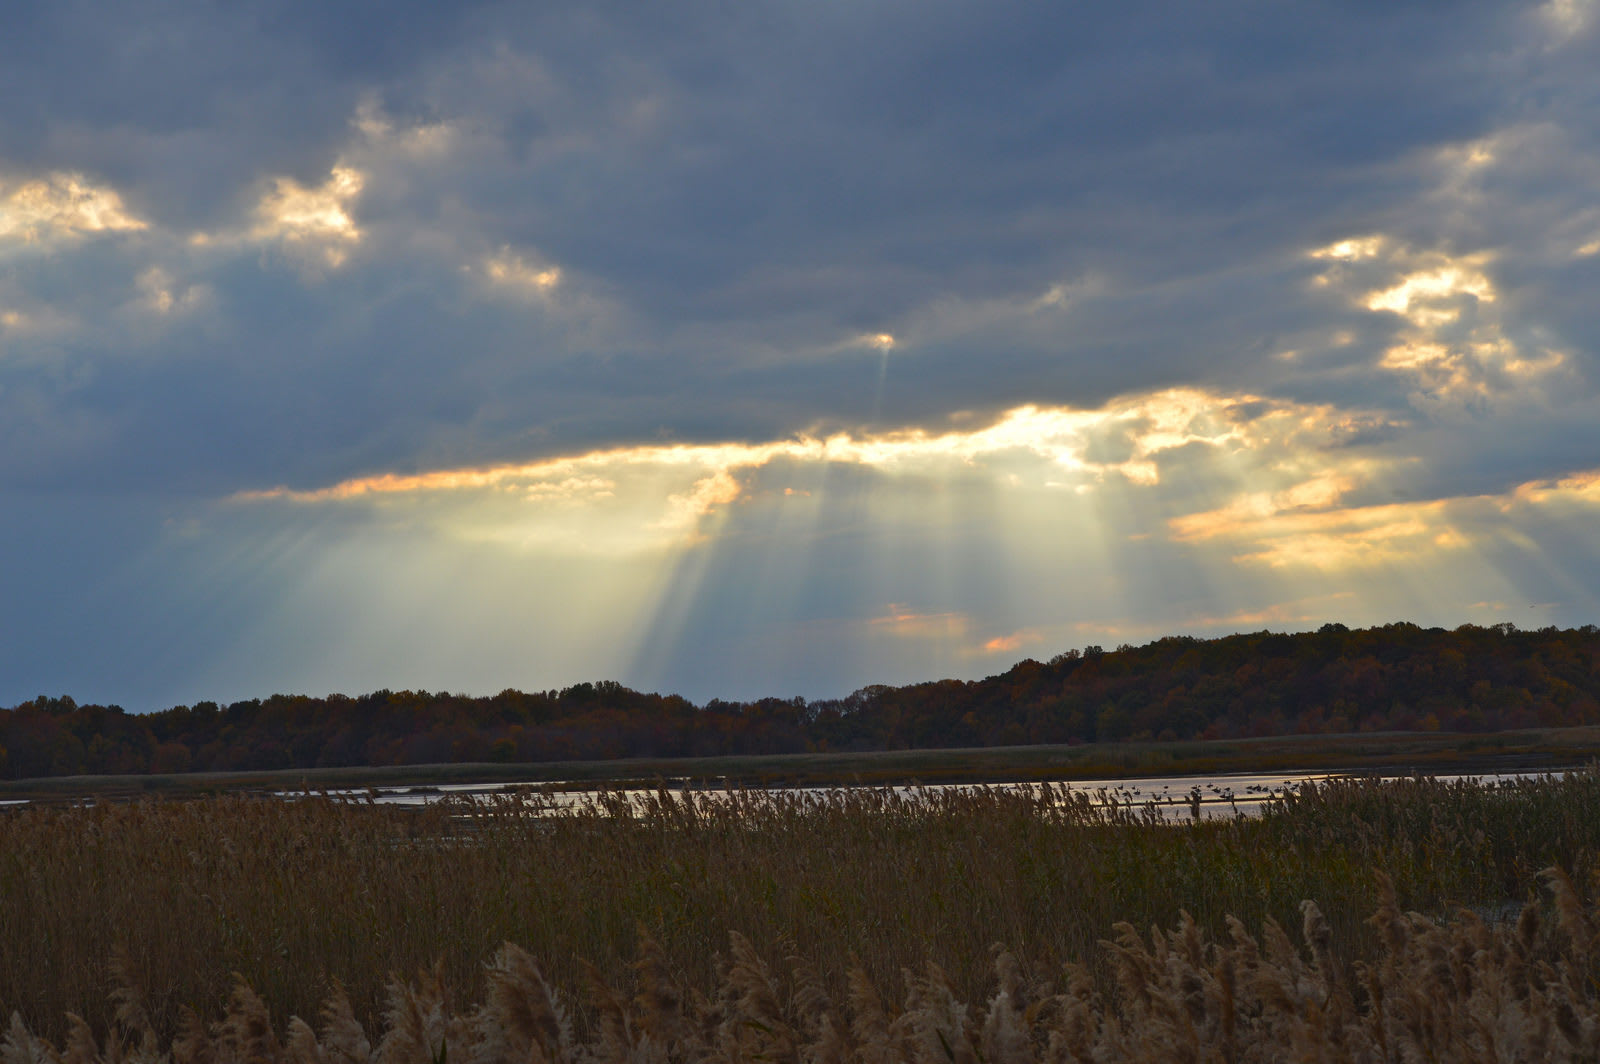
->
7, 774, 1600, 1059
10, 868, 1600, 1064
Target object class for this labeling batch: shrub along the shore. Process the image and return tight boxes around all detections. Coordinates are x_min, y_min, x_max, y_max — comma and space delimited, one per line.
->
6, 622, 1600, 777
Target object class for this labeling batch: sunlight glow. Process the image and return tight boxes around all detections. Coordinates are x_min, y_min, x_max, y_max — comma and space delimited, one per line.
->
228, 365, 1600, 663
213, 371, 1600, 689
484, 248, 562, 293
869, 605, 970, 639
0, 173, 146, 245
1172, 464, 1600, 572
252, 166, 364, 266
1313, 236, 1569, 413
1511, 469, 1600, 507
982, 629, 1043, 654
1364, 259, 1494, 325
1309, 236, 1383, 261
234, 385, 1336, 526
1172, 497, 1451, 569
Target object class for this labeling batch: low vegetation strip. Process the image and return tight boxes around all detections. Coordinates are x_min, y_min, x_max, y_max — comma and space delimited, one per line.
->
5, 773, 1600, 1054
6, 724, 1600, 802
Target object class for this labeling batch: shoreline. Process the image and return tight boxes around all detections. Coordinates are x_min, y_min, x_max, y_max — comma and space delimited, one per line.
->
4, 724, 1598, 802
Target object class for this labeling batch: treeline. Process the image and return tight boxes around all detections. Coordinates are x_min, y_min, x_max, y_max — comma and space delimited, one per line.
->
3, 621, 1599, 778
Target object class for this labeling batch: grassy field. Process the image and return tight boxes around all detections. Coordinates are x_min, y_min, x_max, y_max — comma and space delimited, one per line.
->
5, 771, 1600, 1060
4, 724, 1600, 801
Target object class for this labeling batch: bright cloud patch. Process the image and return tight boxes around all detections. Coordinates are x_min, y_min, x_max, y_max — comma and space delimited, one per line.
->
249, 166, 364, 267
236, 385, 1363, 545
482, 247, 562, 295
1171, 496, 1457, 569
982, 629, 1044, 654
0, 173, 146, 246
1310, 236, 1571, 414
233, 383, 1431, 604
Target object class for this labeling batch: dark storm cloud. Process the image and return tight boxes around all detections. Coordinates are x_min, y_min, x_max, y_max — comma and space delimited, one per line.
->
0, 0, 484, 227
7, 0, 1592, 501
446, 0, 1511, 342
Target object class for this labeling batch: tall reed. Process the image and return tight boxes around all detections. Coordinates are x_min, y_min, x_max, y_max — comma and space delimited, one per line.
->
10, 869, 1600, 1062
2, 773, 1599, 1046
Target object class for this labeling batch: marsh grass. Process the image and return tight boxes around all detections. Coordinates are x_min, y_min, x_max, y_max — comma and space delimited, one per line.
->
4, 774, 1600, 1056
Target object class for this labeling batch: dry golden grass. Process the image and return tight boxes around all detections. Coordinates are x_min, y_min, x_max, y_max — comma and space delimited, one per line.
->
11, 870, 1600, 1062
3, 773, 1600, 1058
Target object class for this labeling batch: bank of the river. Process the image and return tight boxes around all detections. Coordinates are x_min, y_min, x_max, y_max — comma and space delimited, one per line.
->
4, 723, 1600, 803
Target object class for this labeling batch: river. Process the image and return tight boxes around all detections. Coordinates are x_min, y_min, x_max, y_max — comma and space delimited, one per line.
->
277, 768, 1565, 820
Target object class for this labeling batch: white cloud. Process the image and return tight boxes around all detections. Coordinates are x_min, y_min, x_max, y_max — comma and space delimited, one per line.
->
230, 385, 1403, 563
481, 247, 562, 295
248, 165, 365, 268
1311, 236, 1572, 415
1308, 236, 1383, 262
0, 173, 146, 247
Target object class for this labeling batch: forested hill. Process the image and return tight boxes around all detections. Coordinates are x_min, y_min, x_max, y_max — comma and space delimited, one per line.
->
4, 622, 1600, 779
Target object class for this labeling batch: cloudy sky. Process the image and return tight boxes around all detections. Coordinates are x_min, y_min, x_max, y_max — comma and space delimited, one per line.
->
4, 1, 1600, 710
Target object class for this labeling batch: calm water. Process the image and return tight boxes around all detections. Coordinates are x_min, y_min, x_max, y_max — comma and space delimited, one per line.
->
276, 768, 1561, 820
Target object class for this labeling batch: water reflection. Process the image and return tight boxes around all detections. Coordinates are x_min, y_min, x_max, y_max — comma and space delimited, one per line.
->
273, 769, 1558, 821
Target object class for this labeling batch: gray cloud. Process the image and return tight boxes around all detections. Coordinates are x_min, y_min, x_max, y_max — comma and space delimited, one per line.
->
3, 5, 1578, 469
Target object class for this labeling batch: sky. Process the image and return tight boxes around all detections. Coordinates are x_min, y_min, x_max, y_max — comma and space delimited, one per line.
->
3, 1, 1600, 710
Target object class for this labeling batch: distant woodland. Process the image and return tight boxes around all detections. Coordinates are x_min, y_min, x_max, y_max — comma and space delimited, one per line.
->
3, 622, 1600, 779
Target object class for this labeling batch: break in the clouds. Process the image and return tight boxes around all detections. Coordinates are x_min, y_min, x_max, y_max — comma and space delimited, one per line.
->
3, 1, 1599, 708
